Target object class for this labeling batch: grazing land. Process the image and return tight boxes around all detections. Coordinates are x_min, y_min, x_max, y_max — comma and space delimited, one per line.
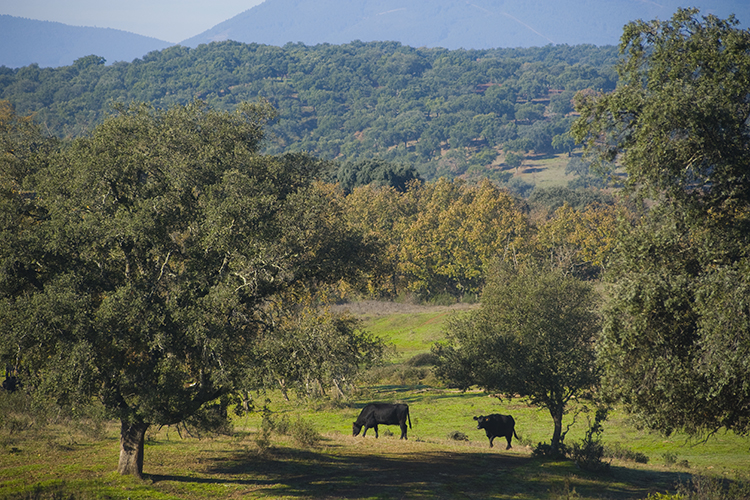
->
1, 302, 748, 499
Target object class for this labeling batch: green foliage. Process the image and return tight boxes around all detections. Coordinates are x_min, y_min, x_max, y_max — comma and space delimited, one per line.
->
573, 8, 750, 215
598, 204, 750, 436
2, 42, 617, 181
0, 100, 376, 476
674, 475, 750, 500
336, 158, 422, 194
528, 185, 614, 213
433, 263, 601, 454
504, 150, 524, 171
250, 306, 389, 399
573, 8, 750, 437
568, 407, 610, 472
290, 417, 322, 447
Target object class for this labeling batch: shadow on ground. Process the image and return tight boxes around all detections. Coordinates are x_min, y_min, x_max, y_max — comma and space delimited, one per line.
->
149, 444, 686, 499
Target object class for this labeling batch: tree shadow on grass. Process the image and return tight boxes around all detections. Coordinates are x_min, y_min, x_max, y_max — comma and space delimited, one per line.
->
149, 445, 688, 499
207, 447, 528, 498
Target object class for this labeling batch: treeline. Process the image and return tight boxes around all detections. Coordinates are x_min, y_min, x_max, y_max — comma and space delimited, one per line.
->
342, 178, 620, 300
0, 41, 618, 184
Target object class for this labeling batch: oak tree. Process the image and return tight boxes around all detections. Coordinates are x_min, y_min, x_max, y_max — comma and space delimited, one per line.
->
0, 100, 375, 476
572, 8, 750, 435
433, 264, 600, 454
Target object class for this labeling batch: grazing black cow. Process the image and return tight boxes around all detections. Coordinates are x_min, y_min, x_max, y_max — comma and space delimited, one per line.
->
474, 414, 519, 449
353, 403, 412, 439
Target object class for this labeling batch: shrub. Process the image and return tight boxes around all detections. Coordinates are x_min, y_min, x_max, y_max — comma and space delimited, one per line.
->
532, 442, 567, 458
274, 415, 292, 435
674, 474, 750, 500
447, 430, 469, 441
291, 417, 321, 447
569, 407, 610, 472
604, 443, 649, 464
255, 407, 274, 452
662, 451, 678, 466
405, 353, 437, 367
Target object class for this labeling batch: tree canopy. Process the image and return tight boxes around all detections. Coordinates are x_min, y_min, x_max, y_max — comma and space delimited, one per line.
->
433, 264, 601, 454
1, 41, 618, 186
0, 100, 376, 476
573, 8, 750, 436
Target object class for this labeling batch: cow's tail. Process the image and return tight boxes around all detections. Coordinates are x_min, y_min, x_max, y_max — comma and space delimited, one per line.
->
513, 427, 519, 440
407, 407, 412, 429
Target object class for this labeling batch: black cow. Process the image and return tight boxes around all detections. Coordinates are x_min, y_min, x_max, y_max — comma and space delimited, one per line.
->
353, 403, 412, 439
474, 414, 519, 449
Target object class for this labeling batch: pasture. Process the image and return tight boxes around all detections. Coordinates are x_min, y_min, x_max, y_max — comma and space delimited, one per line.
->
1, 301, 749, 499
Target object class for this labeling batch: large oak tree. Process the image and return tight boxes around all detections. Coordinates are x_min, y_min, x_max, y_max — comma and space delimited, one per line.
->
0, 100, 375, 477
572, 8, 750, 435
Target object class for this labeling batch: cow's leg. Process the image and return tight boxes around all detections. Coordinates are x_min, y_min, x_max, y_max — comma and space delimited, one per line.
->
488, 436, 495, 448
400, 422, 407, 440
362, 425, 368, 437
505, 434, 512, 449
373, 424, 379, 438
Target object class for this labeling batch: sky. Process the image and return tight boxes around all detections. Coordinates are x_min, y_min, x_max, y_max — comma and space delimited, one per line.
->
0, 0, 266, 43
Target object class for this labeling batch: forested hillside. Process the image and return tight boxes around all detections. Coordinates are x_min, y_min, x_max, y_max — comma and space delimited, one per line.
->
0, 41, 618, 183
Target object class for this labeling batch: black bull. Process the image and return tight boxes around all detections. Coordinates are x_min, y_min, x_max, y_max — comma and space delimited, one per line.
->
353, 403, 412, 439
474, 414, 519, 449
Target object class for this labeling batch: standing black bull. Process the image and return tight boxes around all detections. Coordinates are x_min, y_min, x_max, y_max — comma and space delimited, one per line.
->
474, 414, 519, 449
353, 403, 412, 439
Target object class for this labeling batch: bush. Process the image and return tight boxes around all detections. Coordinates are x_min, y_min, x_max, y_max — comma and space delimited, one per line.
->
447, 430, 469, 441
569, 407, 610, 472
255, 407, 274, 452
604, 443, 649, 464
674, 475, 750, 500
405, 353, 437, 367
532, 442, 568, 459
290, 417, 321, 447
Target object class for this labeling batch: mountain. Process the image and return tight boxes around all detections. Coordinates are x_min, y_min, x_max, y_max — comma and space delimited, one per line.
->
181, 0, 750, 49
0, 15, 173, 68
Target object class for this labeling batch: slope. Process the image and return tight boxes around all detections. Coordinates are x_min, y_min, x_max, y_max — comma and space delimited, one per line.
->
181, 0, 750, 49
0, 15, 173, 68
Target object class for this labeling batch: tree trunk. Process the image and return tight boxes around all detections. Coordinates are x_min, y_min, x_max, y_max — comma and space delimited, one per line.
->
242, 390, 252, 412
550, 407, 564, 456
118, 420, 149, 478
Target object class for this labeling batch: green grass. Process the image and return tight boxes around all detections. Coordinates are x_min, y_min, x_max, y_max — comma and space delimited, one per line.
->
364, 311, 457, 358
516, 152, 575, 189
2, 302, 749, 499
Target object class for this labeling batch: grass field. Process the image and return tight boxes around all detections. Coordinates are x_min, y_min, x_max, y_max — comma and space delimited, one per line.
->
2, 301, 749, 500
516, 152, 575, 190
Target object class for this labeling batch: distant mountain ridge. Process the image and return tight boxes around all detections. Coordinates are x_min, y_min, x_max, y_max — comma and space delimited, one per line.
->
181, 0, 750, 49
0, 15, 172, 68
2, 0, 749, 69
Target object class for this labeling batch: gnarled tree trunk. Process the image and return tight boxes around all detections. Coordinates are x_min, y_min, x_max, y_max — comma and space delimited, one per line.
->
550, 406, 564, 456
118, 420, 149, 478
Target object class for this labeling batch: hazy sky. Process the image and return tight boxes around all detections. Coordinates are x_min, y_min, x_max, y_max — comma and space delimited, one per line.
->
0, 0, 266, 43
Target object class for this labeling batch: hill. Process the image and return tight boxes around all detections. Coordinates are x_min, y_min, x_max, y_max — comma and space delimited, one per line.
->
182, 0, 750, 49
0, 41, 617, 186
0, 15, 173, 68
